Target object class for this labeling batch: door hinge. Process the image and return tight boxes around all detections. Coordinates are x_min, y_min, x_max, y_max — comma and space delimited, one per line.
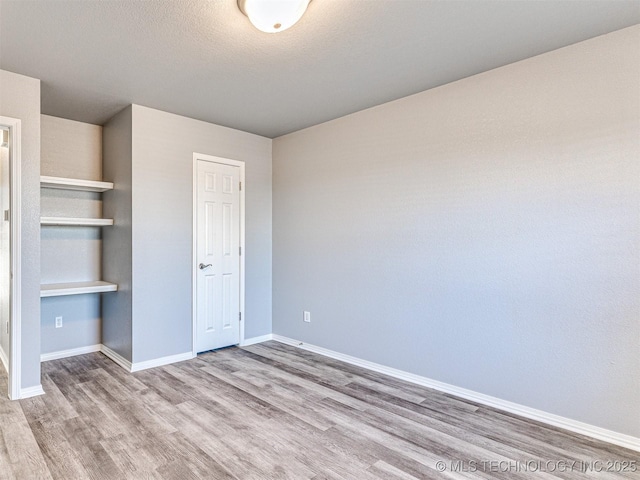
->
239, 181, 242, 191
3, 210, 9, 221
239, 312, 242, 322
239, 246, 242, 256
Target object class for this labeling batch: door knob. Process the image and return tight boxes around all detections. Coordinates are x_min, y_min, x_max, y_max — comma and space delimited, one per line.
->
199, 263, 212, 270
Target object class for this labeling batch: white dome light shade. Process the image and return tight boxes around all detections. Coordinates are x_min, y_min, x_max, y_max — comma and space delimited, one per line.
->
238, 0, 311, 33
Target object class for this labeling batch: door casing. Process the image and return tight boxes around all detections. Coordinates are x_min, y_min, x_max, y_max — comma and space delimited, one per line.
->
192, 153, 245, 355
0, 116, 22, 400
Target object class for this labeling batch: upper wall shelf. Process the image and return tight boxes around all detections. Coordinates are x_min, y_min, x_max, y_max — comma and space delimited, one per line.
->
40, 175, 114, 192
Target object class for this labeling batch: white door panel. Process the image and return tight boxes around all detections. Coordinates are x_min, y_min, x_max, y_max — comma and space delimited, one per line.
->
196, 160, 240, 352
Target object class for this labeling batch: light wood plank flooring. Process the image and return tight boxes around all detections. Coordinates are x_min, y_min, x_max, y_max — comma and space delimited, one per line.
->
1, 341, 637, 479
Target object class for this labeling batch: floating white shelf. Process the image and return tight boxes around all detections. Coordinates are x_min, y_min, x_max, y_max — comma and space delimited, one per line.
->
41, 216, 114, 226
40, 175, 114, 192
40, 281, 118, 298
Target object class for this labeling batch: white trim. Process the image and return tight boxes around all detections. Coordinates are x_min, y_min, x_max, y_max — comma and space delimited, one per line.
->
1, 116, 22, 401
0, 345, 8, 372
19, 385, 45, 399
130, 351, 195, 373
192, 153, 246, 356
100, 345, 194, 373
192, 156, 197, 356
272, 335, 640, 452
239, 333, 273, 347
100, 344, 133, 372
40, 344, 102, 362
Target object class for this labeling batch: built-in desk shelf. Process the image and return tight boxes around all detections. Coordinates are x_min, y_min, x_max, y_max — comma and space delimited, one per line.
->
40, 175, 114, 192
40, 281, 118, 298
41, 217, 114, 226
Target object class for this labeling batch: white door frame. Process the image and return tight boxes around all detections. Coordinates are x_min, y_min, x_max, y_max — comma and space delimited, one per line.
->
192, 153, 245, 356
0, 116, 22, 400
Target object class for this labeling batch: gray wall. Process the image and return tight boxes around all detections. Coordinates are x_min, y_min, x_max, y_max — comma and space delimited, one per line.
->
102, 106, 133, 361
272, 26, 640, 437
40, 115, 103, 354
0, 69, 41, 390
131, 105, 272, 363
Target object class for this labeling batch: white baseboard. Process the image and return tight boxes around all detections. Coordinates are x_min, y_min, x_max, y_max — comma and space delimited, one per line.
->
20, 384, 45, 399
130, 351, 195, 373
41, 344, 102, 362
43, 344, 196, 374
272, 334, 640, 452
240, 333, 273, 346
0, 345, 8, 372
100, 344, 133, 372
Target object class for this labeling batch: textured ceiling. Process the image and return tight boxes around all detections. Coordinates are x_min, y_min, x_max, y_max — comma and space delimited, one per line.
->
1, 0, 638, 138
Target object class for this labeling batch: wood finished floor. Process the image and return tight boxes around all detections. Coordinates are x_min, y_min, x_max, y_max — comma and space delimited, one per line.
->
0, 341, 637, 479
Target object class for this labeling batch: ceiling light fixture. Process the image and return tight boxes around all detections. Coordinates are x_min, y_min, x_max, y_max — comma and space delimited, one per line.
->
238, 0, 311, 33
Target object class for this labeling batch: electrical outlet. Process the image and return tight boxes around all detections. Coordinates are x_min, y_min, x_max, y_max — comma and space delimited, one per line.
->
303, 311, 311, 323
55, 316, 63, 328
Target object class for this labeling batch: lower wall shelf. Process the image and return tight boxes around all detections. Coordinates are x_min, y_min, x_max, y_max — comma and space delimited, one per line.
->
40, 281, 118, 298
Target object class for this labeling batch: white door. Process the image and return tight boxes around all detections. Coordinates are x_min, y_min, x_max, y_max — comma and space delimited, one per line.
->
195, 159, 241, 352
